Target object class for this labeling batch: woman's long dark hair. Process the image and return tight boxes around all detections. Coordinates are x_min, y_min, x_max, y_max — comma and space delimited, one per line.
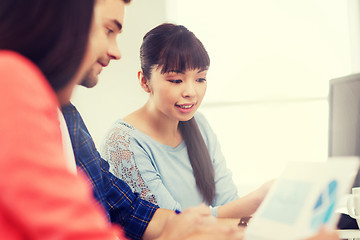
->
140, 23, 215, 205
0, 0, 95, 91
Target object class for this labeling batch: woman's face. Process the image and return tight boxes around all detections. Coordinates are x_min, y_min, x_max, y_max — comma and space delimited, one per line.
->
147, 66, 208, 122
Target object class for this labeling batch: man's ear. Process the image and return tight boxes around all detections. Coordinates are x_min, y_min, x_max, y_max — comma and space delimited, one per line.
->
138, 70, 151, 93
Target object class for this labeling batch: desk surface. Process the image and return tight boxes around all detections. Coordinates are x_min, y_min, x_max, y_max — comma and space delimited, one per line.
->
337, 230, 360, 239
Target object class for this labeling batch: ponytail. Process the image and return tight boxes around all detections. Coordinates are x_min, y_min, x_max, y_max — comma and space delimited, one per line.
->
179, 118, 215, 205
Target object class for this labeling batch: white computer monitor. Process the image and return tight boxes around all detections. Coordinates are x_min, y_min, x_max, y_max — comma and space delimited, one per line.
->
328, 73, 360, 229
328, 73, 360, 186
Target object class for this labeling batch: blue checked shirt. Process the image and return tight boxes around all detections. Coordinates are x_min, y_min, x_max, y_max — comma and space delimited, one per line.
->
62, 103, 159, 240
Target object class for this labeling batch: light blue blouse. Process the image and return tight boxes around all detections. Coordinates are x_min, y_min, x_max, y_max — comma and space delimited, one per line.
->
101, 112, 239, 216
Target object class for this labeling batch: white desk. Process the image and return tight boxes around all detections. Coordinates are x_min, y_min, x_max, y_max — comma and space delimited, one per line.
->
337, 230, 360, 240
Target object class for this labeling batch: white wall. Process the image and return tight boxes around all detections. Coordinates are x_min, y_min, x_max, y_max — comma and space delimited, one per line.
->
71, 0, 167, 147
348, 0, 360, 73
71, 0, 359, 196
164, 0, 355, 194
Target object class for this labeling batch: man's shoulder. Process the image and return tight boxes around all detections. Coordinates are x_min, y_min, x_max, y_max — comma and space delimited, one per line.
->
61, 103, 93, 151
62, 103, 83, 130
62, 103, 78, 118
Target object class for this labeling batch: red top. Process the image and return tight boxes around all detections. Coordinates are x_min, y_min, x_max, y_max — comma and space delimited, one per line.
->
0, 51, 125, 239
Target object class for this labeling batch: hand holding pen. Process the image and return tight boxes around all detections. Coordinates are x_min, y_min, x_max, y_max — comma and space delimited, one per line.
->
156, 204, 243, 240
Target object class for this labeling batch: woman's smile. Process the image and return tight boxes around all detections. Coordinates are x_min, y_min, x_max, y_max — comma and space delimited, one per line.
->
175, 103, 195, 113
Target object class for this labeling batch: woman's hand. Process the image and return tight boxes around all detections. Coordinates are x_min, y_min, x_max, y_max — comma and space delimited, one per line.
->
217, 179, 276, 219
255, 178, 276, 203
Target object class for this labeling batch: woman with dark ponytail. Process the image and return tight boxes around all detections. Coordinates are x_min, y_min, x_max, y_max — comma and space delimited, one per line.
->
102, 23, 273, 219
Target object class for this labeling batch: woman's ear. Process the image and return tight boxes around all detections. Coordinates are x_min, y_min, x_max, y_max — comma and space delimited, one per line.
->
138, 70, 151, 93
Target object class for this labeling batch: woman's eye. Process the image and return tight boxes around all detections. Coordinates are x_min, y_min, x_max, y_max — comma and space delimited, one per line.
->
169, 79, 182, 84
197, 78, 207, 82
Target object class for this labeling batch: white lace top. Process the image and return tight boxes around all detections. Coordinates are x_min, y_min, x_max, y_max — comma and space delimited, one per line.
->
100, 112, 238, 216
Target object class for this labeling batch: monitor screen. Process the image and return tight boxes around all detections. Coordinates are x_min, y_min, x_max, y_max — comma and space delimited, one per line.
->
329, 73, 360, 162
329, 73, 360, 229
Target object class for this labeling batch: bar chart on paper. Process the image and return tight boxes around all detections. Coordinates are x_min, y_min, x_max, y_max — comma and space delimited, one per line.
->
311, 180, 338, 230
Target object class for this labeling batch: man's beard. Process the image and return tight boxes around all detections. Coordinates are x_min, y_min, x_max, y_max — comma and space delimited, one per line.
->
80, 67, 98, 88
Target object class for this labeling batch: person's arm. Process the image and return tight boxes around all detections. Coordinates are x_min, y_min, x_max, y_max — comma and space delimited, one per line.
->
142, 208, 175, 240
100, 121, 158, 204
195, 112, 273, 218
143, 205, 243, 240
62, 104, 159, 240
217, 179, 274, 218
101, 122, 183, 211
143, 205, 337, 240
